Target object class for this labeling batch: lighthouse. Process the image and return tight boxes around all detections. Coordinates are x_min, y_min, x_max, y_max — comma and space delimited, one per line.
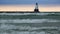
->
34, 2, 39, 12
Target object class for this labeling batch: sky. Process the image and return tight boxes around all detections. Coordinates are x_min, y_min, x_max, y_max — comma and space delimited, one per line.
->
0, 0, 60, 12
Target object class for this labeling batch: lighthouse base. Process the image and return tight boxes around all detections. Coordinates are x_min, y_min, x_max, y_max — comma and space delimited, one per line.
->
34, 9, 39, 12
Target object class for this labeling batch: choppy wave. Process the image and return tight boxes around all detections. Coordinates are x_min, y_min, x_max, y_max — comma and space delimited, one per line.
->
0, 13, 60, 34
0, 19, 60, 23
0, 13, 60, 15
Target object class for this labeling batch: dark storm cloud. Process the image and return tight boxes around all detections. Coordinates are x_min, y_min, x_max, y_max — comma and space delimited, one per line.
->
0, 0, 60, 4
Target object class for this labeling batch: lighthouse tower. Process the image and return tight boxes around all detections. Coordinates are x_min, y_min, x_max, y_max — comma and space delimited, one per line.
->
34, 2, 39, 12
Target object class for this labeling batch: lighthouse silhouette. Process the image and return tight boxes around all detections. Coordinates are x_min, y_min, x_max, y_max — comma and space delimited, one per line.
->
34, 2, 39, 12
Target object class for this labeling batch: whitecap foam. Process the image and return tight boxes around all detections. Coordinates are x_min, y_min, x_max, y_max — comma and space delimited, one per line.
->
0, 19, 47, 23
0, 13, 55, 16
0, 19, 60, 23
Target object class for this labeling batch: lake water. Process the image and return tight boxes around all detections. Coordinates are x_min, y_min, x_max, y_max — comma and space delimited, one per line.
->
0, 12, 60, 34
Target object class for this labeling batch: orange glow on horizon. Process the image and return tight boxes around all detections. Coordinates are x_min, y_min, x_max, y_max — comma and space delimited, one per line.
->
0, 5, 60, 12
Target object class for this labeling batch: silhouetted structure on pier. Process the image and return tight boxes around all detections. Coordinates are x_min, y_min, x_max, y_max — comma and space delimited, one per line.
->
34, 3, 39, 12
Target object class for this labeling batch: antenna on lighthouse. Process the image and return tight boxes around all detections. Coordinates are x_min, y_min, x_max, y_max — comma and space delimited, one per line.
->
34, 0, 39, 12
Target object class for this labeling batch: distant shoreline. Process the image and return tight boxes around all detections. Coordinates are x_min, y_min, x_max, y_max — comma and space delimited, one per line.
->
0, 11, 60, 13
0, 11, 39, 13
